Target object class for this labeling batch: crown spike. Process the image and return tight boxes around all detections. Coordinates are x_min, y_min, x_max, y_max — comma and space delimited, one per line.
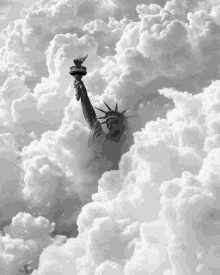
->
115, 103, 118, 112
95, 107, 107, 113
122, 108, 129, 114
103, 101, 112, 111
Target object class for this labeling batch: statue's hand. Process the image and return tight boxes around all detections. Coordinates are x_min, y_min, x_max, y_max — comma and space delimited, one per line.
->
74, 78, 83, 101
75, 91, 81, 101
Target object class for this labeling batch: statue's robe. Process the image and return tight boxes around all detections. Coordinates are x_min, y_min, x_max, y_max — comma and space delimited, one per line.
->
87, 120, 130, 173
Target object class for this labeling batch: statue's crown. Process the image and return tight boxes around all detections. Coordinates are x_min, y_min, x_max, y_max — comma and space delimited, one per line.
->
95, 101, 129, 124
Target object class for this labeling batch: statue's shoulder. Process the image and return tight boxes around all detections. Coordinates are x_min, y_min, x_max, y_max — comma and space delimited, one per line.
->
87, 120, 105, 146
92, 120, 104, 139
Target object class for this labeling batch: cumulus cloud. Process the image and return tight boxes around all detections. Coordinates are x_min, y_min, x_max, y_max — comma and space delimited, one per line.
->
0, 0, 220, 274
0, 212, 62, 274
35, 77, 220, 274
0, 0, 15, 8
0, 3, 13, 26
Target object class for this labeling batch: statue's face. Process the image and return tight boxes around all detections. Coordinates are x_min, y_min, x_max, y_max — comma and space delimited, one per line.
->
106, 117, 123, 133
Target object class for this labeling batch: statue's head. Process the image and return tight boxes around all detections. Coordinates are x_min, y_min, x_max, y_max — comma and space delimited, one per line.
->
106, 116, 122, 131
95, 102, 131, 136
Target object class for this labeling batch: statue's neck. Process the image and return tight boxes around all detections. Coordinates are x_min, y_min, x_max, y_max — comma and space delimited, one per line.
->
106, 128, 127, 141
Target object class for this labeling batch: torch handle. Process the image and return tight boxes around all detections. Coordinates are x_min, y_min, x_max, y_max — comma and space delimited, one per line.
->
73, 75, 84, 101
69, 55, 88, 101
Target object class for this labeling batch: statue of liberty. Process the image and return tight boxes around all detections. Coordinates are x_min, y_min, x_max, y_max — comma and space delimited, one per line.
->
69, 55, 133, 174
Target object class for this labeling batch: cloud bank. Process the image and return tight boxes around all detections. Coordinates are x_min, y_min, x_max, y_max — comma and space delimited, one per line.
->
0, 0, 220, 274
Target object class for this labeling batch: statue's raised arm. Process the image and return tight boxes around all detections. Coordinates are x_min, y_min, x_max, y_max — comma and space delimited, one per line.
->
69, 55, 97, 129
69, 55, 133, 141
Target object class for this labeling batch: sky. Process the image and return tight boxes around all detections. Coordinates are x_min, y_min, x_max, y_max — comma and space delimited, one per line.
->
1, 0, 220, 274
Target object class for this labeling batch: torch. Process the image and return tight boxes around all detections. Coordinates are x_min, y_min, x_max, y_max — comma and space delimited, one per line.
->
69, 54, 88, 101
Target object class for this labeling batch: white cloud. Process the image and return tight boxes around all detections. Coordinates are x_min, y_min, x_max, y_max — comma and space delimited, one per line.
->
0, 0, 220, 274
0, 212, 59, 274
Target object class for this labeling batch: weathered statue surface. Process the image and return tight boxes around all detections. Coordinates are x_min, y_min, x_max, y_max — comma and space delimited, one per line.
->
70, 55, 132, 174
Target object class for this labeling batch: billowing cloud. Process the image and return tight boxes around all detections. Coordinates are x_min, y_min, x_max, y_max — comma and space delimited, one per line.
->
0, 0, 220, 274
32, 79, 220, 274
0, 0, 15, 23
0, 212, 63, 274
0, 0, 15, 8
